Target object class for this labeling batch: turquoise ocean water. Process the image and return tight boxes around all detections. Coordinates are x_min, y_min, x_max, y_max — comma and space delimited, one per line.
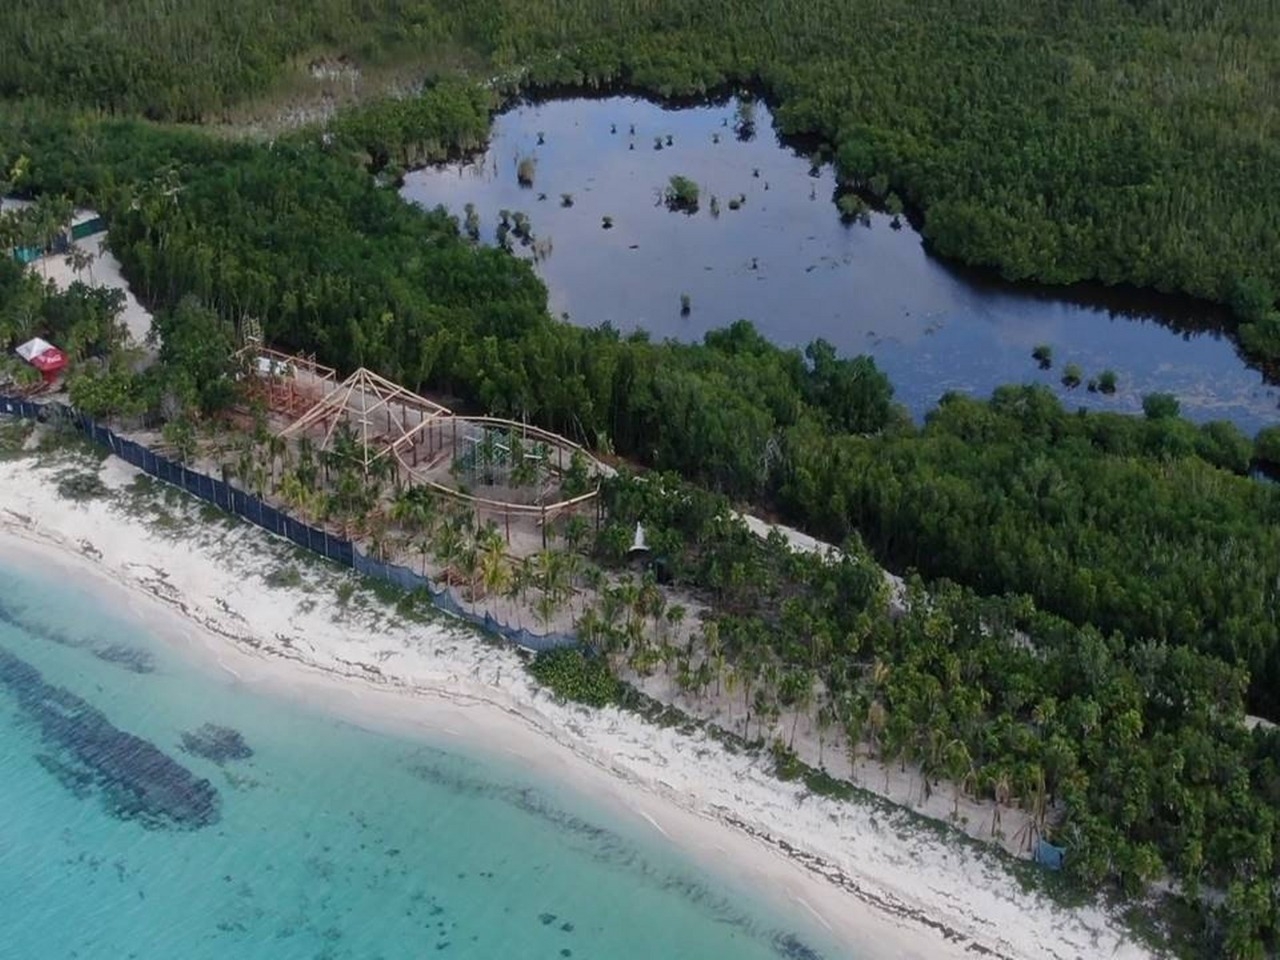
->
0, 558, 841, 960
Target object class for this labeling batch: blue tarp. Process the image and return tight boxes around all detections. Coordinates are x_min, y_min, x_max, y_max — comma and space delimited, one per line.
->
1034, 839, 1067, 871
0, 395, 577, 653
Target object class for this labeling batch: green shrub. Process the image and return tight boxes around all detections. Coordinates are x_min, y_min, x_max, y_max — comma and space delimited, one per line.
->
528, 647, 620, 707
516, 155, 536, 187
1255, 426, 1280, 466
836, 191, 867, 223
1142, 393, 1181, 420
1195, 421, 1253, 474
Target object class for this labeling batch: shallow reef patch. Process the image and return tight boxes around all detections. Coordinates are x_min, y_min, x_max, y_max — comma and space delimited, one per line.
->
181, 723, 253, 764
0, 644, 220, 829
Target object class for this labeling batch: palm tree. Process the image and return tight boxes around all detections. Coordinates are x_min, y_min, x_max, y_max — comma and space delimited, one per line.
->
64, 244, 96, 283
665, 603, 687, 643
783, 669, 813, 749
389, 487, 418, 531
535, 589, 559, 632
279, 472, 312, 521
575, 607, 603, 652
843, 715, 864, 784
990, 768, 1013, 838
816, 703, 834, 769
945, 739, 975, 821
367, 512, 391, 561
266, 433, 288, 492
506, 557, 531, 627
752, 688, 772, 741
562, 513, 590, 552
866, 700, 887, 761
701, 620, 722, 694
638, 572, 665, 634
432, 513, 465, 574
533, 549, 566, 632
480, 538, 510, 613
560, 549, 583, 614
457, 538, 482, 613
296, 436, 316, 489
416, 533, 434, 577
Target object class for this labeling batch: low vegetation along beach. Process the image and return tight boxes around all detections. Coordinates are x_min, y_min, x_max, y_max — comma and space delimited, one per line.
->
2, 2, 1280, 958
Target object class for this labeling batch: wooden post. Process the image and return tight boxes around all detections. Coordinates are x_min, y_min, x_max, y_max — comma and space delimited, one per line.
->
540, 502, 547, 549
504, 506, 511, 544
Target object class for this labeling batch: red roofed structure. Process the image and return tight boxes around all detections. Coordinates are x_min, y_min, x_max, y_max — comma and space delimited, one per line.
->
15, 337, 69, 385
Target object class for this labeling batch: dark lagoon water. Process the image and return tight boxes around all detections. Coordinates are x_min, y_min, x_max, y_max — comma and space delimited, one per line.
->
0, 557, 841, 960
402, 96, 1280, 434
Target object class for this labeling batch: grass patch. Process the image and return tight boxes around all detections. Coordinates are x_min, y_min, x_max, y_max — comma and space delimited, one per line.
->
334, 581, 357, 607
264, 564, 304, 589
36, 425, 108, 464
0, 419, 34, 459
55, 468, 108, 501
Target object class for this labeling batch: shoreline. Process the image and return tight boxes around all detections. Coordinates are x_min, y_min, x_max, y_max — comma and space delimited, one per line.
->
0, 447, 1155, 960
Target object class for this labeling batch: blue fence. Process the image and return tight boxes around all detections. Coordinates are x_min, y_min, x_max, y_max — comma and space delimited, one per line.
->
0, 395, 577, 652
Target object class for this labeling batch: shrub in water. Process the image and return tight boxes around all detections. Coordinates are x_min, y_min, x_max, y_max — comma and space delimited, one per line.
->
1142, 392, 1181, 420
664, 175, 700, 213
516, 155, 536, 187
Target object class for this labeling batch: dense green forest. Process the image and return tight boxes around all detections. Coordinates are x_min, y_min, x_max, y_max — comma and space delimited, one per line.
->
3, 0, 1279, 356
590, 471, 1280, 957
8, 109, 1276, 714
3, 3, 1280, 954
777, 387, 1280, 719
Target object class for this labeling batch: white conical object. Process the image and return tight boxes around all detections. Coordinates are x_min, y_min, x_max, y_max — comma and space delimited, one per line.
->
628, 521, 649, 553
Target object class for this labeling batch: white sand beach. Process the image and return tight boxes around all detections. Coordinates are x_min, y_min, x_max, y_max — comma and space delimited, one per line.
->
0, 444, 1156, 960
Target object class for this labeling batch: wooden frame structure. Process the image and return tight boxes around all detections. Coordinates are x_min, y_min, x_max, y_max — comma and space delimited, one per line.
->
260, 348, 609, 549
279, 367, 452, 473
394, 414, 608, 544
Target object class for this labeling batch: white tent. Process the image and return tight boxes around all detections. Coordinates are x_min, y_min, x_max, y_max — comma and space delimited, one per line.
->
14, 337, 56, 362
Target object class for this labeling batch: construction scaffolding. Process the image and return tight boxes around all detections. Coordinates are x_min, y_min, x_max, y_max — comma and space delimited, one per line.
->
279, 367, 452, 473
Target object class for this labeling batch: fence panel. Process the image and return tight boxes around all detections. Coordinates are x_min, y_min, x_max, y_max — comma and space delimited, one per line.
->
126, 440, 148, 471
336, 538, 355, 568
194, 473, 214, 504
284, 516, 310, 550
153, 456, 174, 485
385, 562, 425, 594
259, 503, 283, 537
352, 551, 380, 580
